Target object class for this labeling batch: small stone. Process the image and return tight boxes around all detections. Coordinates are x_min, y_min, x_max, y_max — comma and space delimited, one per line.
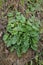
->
0, 31, 3, 37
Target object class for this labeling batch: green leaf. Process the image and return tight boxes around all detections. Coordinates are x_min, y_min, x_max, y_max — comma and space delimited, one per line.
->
27, 20, 32, 26
20, 15, 26, 23
22, 45, 29, 53
7, 12, 14, 17
16, 47, 22, 57
17, 40, 21, 45
32, 25, 38, 31
10, 46, 15, 52
3, 33, 9, 41
11, 35, 18, 44
7, 40, 12, 47
31, 44, 38, 51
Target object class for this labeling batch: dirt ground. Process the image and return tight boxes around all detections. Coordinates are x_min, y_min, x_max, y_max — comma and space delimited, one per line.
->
0, 0, 43, 65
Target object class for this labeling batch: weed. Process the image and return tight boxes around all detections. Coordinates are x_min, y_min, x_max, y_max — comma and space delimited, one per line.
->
3, 11, 40, 57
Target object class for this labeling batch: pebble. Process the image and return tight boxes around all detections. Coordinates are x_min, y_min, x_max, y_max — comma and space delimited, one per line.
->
0, 31, 3, 38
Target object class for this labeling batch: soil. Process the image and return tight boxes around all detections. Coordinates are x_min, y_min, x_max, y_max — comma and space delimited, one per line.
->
0, 0, 43, 65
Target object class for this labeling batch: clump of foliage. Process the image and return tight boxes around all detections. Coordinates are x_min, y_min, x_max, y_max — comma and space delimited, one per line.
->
3, 11, 40, 57
26, 0, 42, 13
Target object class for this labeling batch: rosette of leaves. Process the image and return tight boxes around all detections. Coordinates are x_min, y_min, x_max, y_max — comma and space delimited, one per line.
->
3, 11, 40, 57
